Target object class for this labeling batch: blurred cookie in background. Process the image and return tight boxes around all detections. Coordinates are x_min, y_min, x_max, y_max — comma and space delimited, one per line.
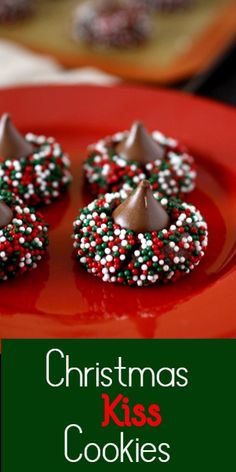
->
0, 0, 34, 23
138, 0, 193, 11
72, 0, 152, 49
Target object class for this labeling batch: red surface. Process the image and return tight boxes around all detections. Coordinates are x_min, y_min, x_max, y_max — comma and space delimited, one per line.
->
0, 84, 236, 340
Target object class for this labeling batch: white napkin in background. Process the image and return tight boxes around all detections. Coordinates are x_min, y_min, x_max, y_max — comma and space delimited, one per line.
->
0, 39, 119, 87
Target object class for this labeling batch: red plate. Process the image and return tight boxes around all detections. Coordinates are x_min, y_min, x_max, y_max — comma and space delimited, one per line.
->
0, 84, 236, 340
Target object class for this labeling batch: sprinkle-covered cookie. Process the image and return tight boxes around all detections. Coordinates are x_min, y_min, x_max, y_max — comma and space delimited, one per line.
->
73, 180, 208, 287
84, 121, 196, 197
0, 114, 71, 206
0, 190, 48, 281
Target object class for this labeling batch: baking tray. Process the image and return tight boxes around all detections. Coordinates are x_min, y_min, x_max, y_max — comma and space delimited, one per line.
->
0, 0, 235, 83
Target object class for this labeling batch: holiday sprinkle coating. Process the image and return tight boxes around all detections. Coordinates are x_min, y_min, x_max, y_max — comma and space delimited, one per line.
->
0, 191, 48, 281
0, 133, 72, 206
84, 129, 196, 197
73, 191, 208, 287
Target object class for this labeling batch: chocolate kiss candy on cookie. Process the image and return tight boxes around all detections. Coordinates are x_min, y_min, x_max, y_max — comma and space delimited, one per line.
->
0, 201, 13, 229
116, 121, 165, 164
112, 180, 170, 232
0, 113, 34, 159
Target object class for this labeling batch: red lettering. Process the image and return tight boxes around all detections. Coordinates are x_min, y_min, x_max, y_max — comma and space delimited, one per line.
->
101, 394, 162, 428
147, 404, 162, 427
132, 404, 146, 427
101, 393, 124, 427
121, 397, 132, 427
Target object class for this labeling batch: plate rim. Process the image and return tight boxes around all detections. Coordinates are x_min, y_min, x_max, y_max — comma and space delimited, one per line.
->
0, 83, 236, 339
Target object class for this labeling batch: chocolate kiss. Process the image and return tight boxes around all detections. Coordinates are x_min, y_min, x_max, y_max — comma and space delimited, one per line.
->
0, 113, 34, 159
0, 201, 13, 229
116, 121, 165, 164
112, 180, 170, 232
